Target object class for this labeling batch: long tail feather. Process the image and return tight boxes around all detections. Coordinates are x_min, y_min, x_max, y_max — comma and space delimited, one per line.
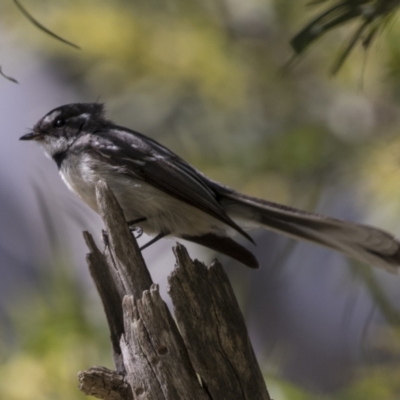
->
217, 188, 400, 273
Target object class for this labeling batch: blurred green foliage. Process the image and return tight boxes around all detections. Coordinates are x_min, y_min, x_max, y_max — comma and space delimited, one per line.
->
291, 0, 400, 74
0, 260, 110, 400
337, 329, 400, 400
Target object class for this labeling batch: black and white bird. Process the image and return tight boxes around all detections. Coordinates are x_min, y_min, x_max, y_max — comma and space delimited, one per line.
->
20, 103, 400, 272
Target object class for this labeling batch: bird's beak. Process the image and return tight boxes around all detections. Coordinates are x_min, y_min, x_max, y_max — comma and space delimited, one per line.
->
19, 131, 43, 141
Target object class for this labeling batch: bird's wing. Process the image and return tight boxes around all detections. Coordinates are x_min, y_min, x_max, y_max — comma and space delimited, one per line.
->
86, 126, 253, 242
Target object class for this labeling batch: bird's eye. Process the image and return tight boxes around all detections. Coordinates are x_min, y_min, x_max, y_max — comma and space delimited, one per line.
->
54, 118, 65, 128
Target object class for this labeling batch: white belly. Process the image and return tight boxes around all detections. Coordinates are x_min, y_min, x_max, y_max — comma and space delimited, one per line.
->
59, 154, 228, 237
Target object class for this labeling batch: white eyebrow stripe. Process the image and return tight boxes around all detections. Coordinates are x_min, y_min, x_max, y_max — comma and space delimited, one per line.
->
43, 110, 61, 124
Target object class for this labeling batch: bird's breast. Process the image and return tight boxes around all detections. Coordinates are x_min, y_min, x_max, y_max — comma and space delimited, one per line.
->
59, 153, 100, 212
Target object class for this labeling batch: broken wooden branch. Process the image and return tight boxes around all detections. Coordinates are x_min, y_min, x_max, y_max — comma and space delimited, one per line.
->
79, 180, 271, 400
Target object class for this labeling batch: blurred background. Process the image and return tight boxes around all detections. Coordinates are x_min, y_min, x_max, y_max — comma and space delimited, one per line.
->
1, 0, 400, 398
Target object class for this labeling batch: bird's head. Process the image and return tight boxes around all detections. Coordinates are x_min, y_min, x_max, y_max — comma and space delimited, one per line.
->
20, 103, 105, 158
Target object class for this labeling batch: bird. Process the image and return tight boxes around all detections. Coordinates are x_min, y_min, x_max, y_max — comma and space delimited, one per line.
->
20, 102, 400, 272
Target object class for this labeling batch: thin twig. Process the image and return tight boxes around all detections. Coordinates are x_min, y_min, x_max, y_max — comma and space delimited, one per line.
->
0, 65, 18, 84
14, 0, 80, 50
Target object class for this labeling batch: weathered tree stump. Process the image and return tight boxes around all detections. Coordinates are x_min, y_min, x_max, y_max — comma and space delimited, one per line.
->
79, 180, 271, 400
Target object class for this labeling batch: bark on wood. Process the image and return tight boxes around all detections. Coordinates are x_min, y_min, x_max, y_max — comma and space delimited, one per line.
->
169, 244, 270, 400
95, 180, 153, 298
83, 231, 125, 372
121, 292, 209, 400
79, 180, 271, 400
78, 367, 132, 400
